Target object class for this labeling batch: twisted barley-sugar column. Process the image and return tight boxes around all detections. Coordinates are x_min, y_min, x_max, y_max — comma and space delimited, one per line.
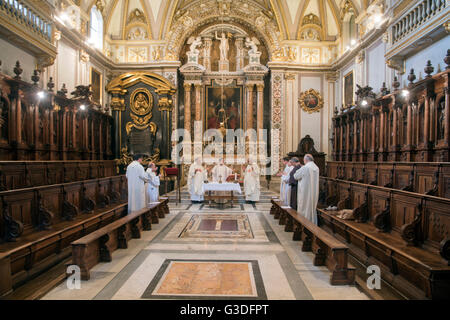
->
256, 83, 264, 132
184, 83, 192, 135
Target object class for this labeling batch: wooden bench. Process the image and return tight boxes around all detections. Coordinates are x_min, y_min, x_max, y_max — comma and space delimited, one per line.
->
0, 175, 128, 296
270, 199, 355, 285
318, 176, 450, 299
71, 201, 169, 280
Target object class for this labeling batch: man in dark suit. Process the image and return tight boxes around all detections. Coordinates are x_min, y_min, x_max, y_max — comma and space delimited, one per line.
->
288, 157, 302, 210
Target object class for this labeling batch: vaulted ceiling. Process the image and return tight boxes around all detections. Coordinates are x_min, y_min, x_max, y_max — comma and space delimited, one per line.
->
80, 0, 368, 41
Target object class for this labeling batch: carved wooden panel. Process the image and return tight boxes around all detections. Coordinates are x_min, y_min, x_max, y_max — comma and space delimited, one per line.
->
368, 189, 390, 223
1, 163, 27, 190
423, 199, 450, 251
441, 166, 450, 198
394, 164, 413, 190
354, 163, 365, 182
390, 193, 421, 233
379, 164, 394, 186
77, 162, 90, 180
46, 162, 64, 185
2, 191, 35, 236
352, 185, 367, 208
39, 186, 64, 223
63, 183, 82, 210
28, 162, 47, 187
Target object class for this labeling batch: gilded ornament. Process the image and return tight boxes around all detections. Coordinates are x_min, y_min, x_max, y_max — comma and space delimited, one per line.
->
130, 88, 153, 115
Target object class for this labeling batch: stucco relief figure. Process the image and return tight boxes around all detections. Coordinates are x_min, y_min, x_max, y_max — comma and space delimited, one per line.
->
215, 31, 229, 61
245, 37, 260, 54
134, 93, 149, 114
187, 36, 202, 55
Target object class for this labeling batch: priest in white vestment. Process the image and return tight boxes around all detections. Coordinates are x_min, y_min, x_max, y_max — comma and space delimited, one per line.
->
244, 160, 260, 203
211, 158, 233, 183
278, 157, 292, 206
293, 154, 320, 225
126, 154, 151, 214
188, 158, 207, 203
145, 163, 160, 205
211, 158, 233, 204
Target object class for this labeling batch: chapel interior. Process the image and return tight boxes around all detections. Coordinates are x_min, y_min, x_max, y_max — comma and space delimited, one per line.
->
0, 0, 449, 301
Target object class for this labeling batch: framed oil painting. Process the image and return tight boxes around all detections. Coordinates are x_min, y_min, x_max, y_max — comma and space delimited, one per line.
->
343, 70, 354, 108
204, 86, 243, 131
298, 89, 323, 113
90, 67, 102, 104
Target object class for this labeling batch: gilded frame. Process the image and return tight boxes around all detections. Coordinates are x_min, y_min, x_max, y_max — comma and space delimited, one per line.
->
298, 88, 324, 113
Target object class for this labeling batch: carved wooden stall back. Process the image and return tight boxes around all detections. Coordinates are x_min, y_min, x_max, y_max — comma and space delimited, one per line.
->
287, 135, 326, 174
320, 51, 450, 300
331, 56, 449, 163
0, 62, 113, 161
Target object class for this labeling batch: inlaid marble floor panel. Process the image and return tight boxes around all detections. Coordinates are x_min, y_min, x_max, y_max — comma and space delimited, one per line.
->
42, 193, 369, 300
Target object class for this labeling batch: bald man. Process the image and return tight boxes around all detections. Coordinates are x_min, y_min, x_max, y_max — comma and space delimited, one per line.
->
294, 154, 320, 225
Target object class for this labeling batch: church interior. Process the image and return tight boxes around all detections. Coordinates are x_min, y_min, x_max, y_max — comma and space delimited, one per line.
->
0, 0, 449, 302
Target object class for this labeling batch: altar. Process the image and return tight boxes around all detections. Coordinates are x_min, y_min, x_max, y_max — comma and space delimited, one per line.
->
179, 23, 269, 186
203, 182, 242, 208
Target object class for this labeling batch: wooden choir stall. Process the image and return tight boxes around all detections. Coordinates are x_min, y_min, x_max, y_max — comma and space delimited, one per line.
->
319, 51, 450, 300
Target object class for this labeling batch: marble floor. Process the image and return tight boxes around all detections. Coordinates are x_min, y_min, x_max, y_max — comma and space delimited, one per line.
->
42, 197, 369, 300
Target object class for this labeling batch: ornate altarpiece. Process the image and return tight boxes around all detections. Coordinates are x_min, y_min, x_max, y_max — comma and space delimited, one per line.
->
106, 72, 176, 169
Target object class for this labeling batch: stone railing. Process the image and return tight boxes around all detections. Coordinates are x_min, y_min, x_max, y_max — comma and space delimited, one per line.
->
0, 0, 53, 43
391, 0, 447, 44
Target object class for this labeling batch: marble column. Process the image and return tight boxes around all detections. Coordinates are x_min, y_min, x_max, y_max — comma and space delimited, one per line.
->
256, 83, 264, 131
246, 84, 254, 130
194, 84, 202, 122
184, 83, 192, 135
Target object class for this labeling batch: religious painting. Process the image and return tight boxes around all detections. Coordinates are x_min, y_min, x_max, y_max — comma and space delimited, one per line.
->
343, 70, 354, 107
298, 89, 323, 113
90, 67, 102, 104
205, 86, 243, 131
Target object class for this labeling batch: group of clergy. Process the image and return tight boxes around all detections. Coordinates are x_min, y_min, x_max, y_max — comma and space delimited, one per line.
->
188, 157, 261, 203
278, 154, 320, 225
125, 154, 161, 214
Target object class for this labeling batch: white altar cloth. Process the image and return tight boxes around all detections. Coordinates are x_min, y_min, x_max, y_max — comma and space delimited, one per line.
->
202, 182, 242, 194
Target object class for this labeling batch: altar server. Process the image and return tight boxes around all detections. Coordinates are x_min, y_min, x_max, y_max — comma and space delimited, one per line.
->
288, 157, 301, 210
278, 157, 292, 206
244, 159, 260, 203
294, 154, 320, 225
126, 154, 150, 214
145, 162, 160, 204
211, 158, 232, 183
188, 157, 207, 203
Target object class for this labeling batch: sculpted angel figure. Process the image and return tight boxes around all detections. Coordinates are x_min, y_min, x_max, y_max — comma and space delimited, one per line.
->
215, 31, 229, 61
245, 37, 260, 54
187, 36, 202, 55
